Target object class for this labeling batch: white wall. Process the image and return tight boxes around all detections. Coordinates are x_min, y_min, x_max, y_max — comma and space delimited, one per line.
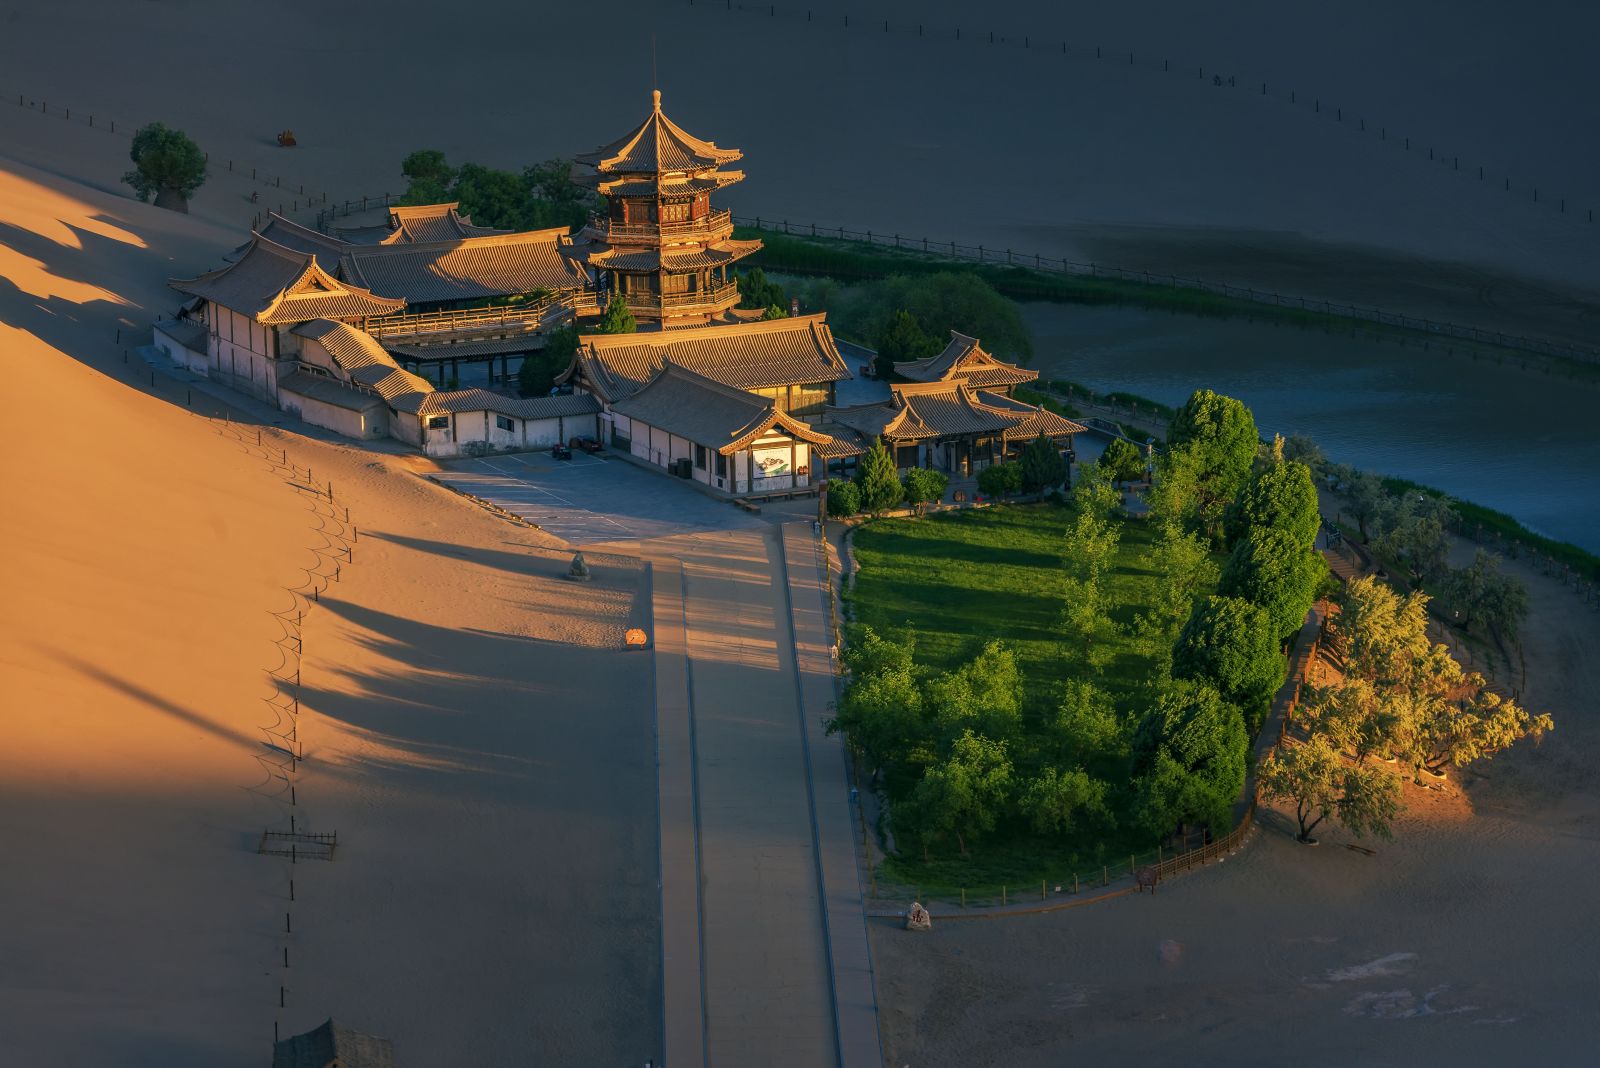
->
152, 323, 208, 375
279, 389, 386, 440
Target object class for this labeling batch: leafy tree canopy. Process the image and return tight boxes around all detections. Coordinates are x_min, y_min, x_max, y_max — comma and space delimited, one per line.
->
1172, 595, 1284, 733
857, 440, 905, 515
123, 123, 207, 206
926, 640, 1024, 745
902, 467, 950, 513
826, 479, 861, 517
1131, 678, 1247, 835
903, 730, 1014, 855
1099, 437, 1147, 485
1441, 549, 1529, 640
872, 308, 940, 379
1019, 434, 1066, 494
976, 460, 1023, 500
517, 324, 578, 397
736, 267, 787, 311
398, 151, 600, 230
1226, 455, 1321, 552
1162, 390, 1259, 539
1019, 766, 1112, 837
833, 271, 1033, 365
1219, 527, 1326, 640
597, 292, 637, 334
1257, 734, 1401, 843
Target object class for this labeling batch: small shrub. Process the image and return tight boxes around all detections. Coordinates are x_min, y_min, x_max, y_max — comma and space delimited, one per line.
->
827, 480, 862, 517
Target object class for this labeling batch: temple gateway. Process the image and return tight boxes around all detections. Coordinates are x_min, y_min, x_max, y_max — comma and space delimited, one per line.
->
155, 92, 1080, 490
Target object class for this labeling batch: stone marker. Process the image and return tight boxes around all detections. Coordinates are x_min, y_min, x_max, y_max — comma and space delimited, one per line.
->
905, 902, 932, 931
566, 551, 591, 581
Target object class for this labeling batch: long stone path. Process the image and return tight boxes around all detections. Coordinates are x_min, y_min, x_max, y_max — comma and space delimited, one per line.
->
645, 524, 883, 1067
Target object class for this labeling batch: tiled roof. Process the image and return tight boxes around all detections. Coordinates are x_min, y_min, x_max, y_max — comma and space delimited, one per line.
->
579, 239, 759, 273
413, 389, 601, 420
332, 223, 399, 244
384, 203, 509, 243
289, 319, 435, 408
339, 228, 588, 304
610, 362, 833, 453
562, 314, 852, 403
384, 335, 544, 361
154, 317, 208, 351
171, 234, 406, 325
278, 371, 386, 413
894, 330, 1038, 388
591, 173, 742, 197
820, 383, 1086, 444
255, 214, 351, 272
575, 90, 743, 175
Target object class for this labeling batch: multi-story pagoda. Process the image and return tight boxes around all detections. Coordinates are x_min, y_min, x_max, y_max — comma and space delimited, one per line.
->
572, 90, 761, 326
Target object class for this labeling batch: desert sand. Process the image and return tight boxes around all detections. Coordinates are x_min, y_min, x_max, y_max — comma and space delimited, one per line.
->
0, 159, 660, 1063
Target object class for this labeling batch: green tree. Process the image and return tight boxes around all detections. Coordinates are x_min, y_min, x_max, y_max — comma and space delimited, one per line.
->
903, 730, 1014, 855
451, 162, 530, 229
977, 461, 1023, 500
1059, 577, 1117, 678
1163, 390, 1259, 541
1219, 528, 1326, 640
825, 479, 861, 518
1373, 496, 1453, 585
1442, 549, 1529, 640
1042, 679, 1126, 766
597, 292, 637, 334
1333, 576, 1433, 688
1019, 435, 1066, 494
1071, 458, 1122, 523
1172, 595, 1285, 733
926, 641, 1024, 745
517, 324, 579, 397
837, 271, 1032, 366
522, 157, 600, 229
1282, 433, 1326, 472
829, 628, 929, 776
736, 267, 787, 311
1135, 522, 1220, 657
1019, 767, 1111, 837
1301, 678, 1399, 764
1329, 466, 1388, 542
873, 308, 939, 379
1131, 679, 1248, 836
1225, 456, 1321, 551
123, 123, 207, 210
902, 467, 950, 514
1099, 437, 1146, 485
761, 303, 788, 320
1257, 735, 1402, 843
857, 440, 905, 515
399, 149, 456, 205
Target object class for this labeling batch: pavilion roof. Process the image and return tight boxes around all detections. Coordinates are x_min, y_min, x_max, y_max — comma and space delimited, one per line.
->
610, 362, 833, 454
893, 330, 1038, 388
819, 382, 1086, 444
559, 314, 852, 403
575, 90, 742, 175
382, 202, 509, 243
338, 228, 588, 304
254, 213, 351, 272
576, 239, 760, 273
589, 172, 744, 197
171, 234, 406, 325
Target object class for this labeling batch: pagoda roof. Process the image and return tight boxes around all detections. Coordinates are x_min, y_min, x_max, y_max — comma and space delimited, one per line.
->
577, 239, 760, 273
559, 314, 852, 404
893, 330, 1038, 388
819, 382, 1086, 444
171, 234, 405, 325
576, 90, 742, 175
610, 362, 833, 454
589, 173, 743, 197
338, 228, 588, 304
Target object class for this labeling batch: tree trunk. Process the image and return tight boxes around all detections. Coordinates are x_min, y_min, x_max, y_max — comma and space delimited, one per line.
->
153, 186, 189, 213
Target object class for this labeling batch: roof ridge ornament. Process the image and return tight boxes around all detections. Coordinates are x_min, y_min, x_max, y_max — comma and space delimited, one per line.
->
652, 88, 662, 111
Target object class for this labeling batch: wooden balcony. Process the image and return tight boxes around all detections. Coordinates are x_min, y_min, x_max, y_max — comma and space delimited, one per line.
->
587, 209, 733, 244
605, 280, 740, 318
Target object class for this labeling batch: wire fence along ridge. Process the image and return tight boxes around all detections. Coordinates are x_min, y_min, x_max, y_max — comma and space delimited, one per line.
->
737, 216, 1600, 366
685, 1, 1597, 231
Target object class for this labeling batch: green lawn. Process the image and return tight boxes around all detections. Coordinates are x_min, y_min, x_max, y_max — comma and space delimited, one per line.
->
846, 502, 1225, 898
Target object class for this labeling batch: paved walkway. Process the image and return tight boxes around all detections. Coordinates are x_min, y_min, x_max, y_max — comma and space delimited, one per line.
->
643, 524, 884, 1068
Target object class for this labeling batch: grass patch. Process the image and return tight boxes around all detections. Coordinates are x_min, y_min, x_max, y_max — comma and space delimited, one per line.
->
848, 503, 1227, 896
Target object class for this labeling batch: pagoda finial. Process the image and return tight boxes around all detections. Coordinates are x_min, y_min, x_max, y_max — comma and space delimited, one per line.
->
651, 88, 662, 111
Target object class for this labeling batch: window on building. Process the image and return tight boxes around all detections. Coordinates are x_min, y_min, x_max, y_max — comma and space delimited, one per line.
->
694, 444, 707, 470
427, 416, 449, 430
715, 452, 728, 478
495, 415, 514, 432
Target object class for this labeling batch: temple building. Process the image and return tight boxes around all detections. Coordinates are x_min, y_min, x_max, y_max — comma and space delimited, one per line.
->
819, 379, 1085, 476
892, 331, 1039, 394
568, 90, 761, 326
155, 90, 1082, 490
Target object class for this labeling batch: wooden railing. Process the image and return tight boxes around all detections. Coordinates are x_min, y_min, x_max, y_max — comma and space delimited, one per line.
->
365, 293, 570, 339
589, 208, 733, 242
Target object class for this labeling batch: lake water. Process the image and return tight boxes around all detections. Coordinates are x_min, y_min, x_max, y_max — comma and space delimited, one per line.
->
1023, 303, 1600, 552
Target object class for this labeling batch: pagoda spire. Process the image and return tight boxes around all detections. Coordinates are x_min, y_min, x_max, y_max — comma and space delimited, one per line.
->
570, 93, 760, 326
